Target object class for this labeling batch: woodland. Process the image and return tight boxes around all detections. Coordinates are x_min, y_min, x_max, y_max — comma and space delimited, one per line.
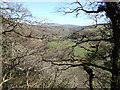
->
0, 1, 120, 90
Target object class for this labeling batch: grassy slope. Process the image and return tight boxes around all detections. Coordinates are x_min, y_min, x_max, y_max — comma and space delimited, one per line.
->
3, 22, 105, 87
47, 40, 87, 57
46, 24, 104, 57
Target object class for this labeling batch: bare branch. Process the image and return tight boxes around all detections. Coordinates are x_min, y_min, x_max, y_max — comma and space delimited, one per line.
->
72, 38, 112, 48
42, 59, 112, 72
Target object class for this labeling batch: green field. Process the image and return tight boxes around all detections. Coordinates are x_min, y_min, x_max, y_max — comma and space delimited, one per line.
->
47, 40, 75, 48
47, 40, 87, 57
74, 46, 86, 57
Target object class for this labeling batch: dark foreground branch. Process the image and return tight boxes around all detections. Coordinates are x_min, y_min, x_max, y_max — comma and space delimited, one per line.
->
42, 59, 112, 72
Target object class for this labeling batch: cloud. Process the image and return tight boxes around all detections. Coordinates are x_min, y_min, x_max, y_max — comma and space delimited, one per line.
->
60, 16, 64, 19
31, 8, 41, 11
41, 15, 49, 18
2, 0, 11, 2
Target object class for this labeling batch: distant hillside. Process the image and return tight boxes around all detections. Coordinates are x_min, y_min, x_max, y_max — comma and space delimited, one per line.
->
2, 21, 107, 88
42, 23, 105, 33
42, 23, 86, 33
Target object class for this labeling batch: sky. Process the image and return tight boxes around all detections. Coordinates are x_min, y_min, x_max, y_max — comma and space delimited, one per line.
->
22, 2, 104, 26
22, 2, 95, 26
2, 0, 111, 26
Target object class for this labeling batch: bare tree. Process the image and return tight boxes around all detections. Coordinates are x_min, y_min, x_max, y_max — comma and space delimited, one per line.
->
1, 1, 74, 89
1, 1, 45, 89
42, 1, 120, 90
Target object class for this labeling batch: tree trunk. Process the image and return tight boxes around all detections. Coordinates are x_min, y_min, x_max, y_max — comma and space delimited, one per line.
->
105, 2, 120, 90
89, 74, 94, 90
111, 24, 120, 90
83, 65, 94, 90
